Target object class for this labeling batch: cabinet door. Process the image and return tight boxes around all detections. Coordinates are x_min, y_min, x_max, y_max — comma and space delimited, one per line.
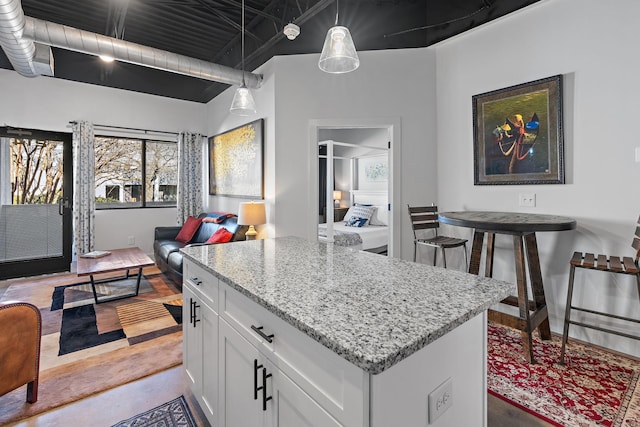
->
183, 284, 218, 423
183, 285, 202, 394
270, 367, 343, 427
199, 296, 218, 421
219, 318, 266, 427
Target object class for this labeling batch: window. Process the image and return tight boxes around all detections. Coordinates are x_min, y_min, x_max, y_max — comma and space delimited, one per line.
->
95, 137, 177, 209
145, 141, 178, 206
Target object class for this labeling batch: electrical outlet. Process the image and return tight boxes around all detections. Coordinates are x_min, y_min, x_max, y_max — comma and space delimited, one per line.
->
519, 193, 536, 207
127, 236, 135, 246
428, 378, 453, 424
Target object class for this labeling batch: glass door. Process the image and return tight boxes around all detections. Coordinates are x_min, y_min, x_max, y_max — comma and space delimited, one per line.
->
0, 127, 72, 280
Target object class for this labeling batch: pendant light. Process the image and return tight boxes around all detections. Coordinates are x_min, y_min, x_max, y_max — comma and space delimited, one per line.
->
230, 0, 256, 115
318, 0, 359, 74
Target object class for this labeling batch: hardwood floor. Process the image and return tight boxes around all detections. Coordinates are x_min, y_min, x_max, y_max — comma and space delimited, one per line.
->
4, 365, 549, 426
488, 394, 553, 427
8, 367, 211, 427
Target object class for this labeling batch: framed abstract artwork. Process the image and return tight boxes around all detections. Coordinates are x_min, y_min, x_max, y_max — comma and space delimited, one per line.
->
209, 118, 264, 198
472, 75, 564, 185
359, 155, 388, 183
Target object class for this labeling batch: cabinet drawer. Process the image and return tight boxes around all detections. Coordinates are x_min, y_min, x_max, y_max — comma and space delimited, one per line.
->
184, 260, 218, 310
220, 283, 366, 427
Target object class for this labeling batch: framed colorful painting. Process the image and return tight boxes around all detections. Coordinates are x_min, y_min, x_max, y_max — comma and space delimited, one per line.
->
472, 75, 564, 185
209, 119, 264, 198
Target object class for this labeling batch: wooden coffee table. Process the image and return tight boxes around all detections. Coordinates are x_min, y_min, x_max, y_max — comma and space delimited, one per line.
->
77, 247, 155, 304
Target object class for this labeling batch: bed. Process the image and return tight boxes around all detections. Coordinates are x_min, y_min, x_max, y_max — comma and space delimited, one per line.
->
318, 190, 388, 253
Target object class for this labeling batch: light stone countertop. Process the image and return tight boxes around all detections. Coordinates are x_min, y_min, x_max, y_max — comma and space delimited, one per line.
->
181, 236, 515, 374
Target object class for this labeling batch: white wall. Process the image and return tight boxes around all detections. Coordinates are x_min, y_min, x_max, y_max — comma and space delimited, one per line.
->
0, 69, 206, 256
204, 60, 276, 239
5, 0, 636, 357
271, 49, 436, 259
205, 49, 436, 257
434, 0, 640, 356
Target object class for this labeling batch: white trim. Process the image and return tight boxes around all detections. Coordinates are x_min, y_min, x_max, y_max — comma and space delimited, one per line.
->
308, 117, 401, 257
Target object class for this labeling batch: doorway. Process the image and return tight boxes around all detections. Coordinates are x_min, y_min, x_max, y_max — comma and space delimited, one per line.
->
0, 127, 73, 279
309, 118, 401, 258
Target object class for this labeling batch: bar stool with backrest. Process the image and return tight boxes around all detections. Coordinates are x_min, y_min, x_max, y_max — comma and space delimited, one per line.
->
407, 205, 468, 268
559, 216, 640, 364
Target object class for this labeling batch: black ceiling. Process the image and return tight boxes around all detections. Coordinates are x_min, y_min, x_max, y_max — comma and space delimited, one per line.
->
0, 0, 540, 103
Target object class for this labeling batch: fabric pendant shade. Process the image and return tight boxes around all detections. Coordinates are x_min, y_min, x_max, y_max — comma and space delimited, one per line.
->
318, 26, 359, 74
230, 84, 256, 116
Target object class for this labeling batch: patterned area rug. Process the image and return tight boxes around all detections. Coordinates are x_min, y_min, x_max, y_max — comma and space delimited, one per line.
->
488, 322, 640, 426
0, 268, 183, 425
111, 395, 196, 427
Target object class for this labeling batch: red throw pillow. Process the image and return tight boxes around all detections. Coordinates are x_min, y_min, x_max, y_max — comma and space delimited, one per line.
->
175, 216, 203, 243
205, 227, 233, 244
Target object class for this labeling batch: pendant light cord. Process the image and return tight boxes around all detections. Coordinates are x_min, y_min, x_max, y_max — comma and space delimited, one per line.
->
241, 0, 246, 86
334, 0, 339, 26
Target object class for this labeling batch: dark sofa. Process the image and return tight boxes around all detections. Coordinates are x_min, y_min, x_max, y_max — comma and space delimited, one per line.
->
154, 213, 248, 287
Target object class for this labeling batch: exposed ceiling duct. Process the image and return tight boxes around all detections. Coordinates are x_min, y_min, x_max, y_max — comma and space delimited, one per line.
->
0, 0, 262, 89
0, 0, 53, 77
1, 0, 542, 103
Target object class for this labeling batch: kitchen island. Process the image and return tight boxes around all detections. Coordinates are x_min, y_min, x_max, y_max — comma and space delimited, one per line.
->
181, 236, 514, 427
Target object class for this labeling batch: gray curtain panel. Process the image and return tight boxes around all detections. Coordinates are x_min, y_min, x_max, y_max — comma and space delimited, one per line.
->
177, 131, 203, 224
71, 121, 95, 256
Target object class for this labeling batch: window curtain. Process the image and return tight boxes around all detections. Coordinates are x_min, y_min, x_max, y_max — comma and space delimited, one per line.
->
177, 131, 203, 224
71, 121, 95, 256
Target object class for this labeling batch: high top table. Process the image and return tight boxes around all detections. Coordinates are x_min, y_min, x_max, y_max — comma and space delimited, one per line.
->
438, 211, 576, 363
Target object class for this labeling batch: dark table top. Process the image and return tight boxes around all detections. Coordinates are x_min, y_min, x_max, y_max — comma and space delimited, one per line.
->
438, 211, 577, 233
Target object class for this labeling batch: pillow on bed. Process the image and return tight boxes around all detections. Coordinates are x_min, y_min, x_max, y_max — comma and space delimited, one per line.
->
343, 205, 375, 225
368, 205, 389, 226
345, 216, 368, 227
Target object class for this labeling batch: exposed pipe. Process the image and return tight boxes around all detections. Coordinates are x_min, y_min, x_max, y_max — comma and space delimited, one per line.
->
0, 0, 52, 77
22, 16, 262, 89
0, 0, 262, 89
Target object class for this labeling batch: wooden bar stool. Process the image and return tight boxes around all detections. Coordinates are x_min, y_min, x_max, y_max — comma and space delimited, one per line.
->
407, 205, 468, 268
559, 217, 640, 364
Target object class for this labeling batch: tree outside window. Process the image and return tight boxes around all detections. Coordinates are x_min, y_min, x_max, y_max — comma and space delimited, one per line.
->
95, 137, 177, 209
9, 138, 64, 205
145, 141, 178, 206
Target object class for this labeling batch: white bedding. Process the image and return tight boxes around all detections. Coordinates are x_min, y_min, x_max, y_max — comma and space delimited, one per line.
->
318, 222, 388, 251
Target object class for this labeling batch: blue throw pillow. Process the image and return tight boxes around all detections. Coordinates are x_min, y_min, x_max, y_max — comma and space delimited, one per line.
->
345, 216, 367, 227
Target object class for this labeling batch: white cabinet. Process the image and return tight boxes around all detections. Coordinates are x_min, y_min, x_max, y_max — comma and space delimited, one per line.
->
219, 283, 366, 426
218, 317, 265, 427
272, 362, 343, 427
183, 257, 488, 427
218, 317, 342, 427
182, 284, 200, 390
184, 259, 359, 427
183, 264, 219, 424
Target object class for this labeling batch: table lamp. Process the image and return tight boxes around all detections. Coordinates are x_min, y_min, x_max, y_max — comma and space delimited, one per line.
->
333, 190, 342, 208
238, 201, 266, 240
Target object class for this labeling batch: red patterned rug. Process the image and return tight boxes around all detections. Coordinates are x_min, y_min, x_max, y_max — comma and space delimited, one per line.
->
487, 323, 640, 427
